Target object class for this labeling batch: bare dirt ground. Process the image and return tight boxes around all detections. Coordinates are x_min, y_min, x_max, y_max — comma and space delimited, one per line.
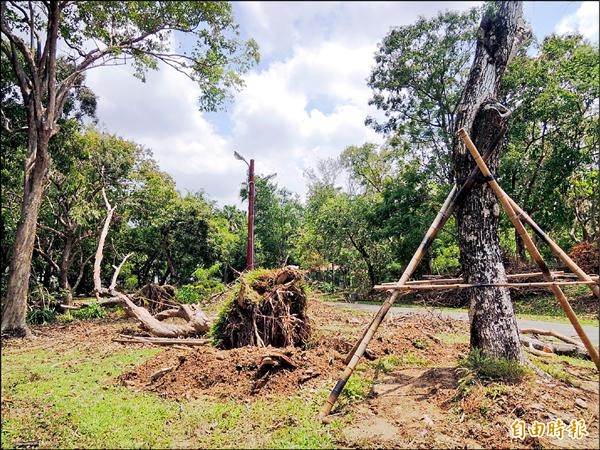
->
4, 299, 599, 449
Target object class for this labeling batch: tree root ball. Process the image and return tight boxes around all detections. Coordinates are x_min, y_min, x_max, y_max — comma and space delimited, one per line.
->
211, 267, 311, 349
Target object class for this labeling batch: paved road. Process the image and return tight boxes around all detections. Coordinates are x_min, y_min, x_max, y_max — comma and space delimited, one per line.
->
326, 302, 600, 346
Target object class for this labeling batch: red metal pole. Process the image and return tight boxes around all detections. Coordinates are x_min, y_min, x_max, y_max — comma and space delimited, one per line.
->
247, 159, 255, 271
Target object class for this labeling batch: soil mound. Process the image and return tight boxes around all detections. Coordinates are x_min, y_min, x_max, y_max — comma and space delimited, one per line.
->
117, 300, 465, 400
119, 339, 345, 400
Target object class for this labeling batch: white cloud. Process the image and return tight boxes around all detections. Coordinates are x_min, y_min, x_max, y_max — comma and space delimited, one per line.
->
556, 2, 599, 41
84, 1, 520, 208
86, 37, 384, 206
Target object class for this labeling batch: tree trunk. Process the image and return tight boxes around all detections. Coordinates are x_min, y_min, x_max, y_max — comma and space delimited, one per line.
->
59, 230, 74, 304
348, 234, 376, 288
2, 131, 51, 335
93, 188, 116, 296
515, 229, 526, 263
452, 2, 528, 361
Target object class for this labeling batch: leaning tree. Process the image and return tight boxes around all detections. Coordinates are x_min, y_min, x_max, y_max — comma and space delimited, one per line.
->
0, 1, 259, 335
452, 1, 529, 360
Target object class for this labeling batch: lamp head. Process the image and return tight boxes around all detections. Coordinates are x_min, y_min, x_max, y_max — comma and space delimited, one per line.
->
233, 150, 248, 165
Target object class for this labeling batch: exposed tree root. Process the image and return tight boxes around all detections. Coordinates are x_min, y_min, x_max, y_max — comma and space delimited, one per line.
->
213, 267, 311, 349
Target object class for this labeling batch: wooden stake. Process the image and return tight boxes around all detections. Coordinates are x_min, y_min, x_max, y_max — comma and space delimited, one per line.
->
504, 191, 600, 299
458, 128, 600, 370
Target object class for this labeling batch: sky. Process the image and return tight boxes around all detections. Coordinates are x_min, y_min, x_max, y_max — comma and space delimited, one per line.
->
85, 1, 599, 208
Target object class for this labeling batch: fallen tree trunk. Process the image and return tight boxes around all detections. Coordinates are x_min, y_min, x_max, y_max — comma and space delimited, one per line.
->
113, 291, 209, 338
520, 328, 585, 347
519, 335, 590, 359
113, 334, 211, 346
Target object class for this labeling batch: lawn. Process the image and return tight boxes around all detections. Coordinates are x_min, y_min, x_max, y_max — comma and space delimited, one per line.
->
1, 344, 344, 448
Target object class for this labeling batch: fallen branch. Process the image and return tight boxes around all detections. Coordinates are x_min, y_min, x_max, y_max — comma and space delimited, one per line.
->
519, 336, 590, 359
149, 366, 175, 383
523, 343, 555, 358
109, 252, 134, 293
520, 328, 585, 347
113, 334, 211, 346
114, 291, 209, 338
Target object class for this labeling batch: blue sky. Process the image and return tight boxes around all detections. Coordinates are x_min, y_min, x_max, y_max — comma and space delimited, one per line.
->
85, 1, 599, 207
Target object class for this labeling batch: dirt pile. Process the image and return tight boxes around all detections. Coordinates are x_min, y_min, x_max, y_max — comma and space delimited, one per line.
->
117, 301, 465, 400
212, 267, 311, 349
119, 340, 346, 400
569, 241, 599, 275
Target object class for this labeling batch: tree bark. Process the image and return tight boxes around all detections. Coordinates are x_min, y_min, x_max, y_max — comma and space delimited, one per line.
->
115, 291, 209, 338
93, 188, 116, 296
2, 131, 51, 335
452, 2, 529, 361
109, 253, 133, 293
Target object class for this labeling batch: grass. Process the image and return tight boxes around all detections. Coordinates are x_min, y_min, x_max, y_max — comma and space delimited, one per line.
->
456, 348, 531, 396
528, 353, 598, 387
435, 332, 469, 345
1, 345, 343, 448
512, 287, 598, 325
372, 352, 430, 374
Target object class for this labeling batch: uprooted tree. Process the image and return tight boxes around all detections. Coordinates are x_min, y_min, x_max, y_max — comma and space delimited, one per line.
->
452, 1, 529, 360
211, 267, 311, 349
0, 1, 259, 336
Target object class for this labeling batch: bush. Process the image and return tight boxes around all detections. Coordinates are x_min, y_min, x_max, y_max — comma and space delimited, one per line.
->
70, 303, 106, 320
26, 308, 57, 325
176, 263, 225, 303
431, 241, 460, 274
124, 275, 138, 291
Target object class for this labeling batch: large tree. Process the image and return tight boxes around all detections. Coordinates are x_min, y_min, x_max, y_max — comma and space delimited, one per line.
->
366, 7, 480, 182
452, 1, 529, 360
1, 1, 259, 335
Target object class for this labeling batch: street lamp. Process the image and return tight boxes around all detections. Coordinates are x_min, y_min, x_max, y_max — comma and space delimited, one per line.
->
234, 150, 255, 271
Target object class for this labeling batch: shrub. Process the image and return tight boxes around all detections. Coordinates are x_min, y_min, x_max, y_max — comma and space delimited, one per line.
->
124, 275, 138, 291
26, 308, 57, 325
176, 263, 225, 304
70, 303, 106, 320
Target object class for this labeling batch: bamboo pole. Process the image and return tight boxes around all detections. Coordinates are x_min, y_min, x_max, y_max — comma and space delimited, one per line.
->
343, 146, 502, 366
374, 279, 598, 291
378, 271, 572, 286
458, 128, 600, 370
320, 185, 459, 418
323, 145, 507, 418
504, 191, 600, 299
341, 186, 456, 366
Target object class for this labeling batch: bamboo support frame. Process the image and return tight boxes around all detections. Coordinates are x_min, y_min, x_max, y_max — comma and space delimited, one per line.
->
375, 279, 599, 291
320, 130, 600, 418
342, 145, 500, 367
504, 190, 600, 298
458, 128, 600, 370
